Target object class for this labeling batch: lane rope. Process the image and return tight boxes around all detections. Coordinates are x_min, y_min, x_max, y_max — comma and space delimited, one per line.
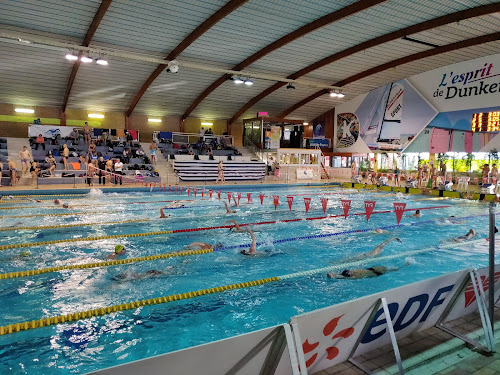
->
0, 212, 492, 280
0, 205, 451, 251
0, 219, 151, 233
0, 238, 486, 336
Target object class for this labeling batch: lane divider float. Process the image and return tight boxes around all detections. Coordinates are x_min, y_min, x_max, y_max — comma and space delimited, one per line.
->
0, 238, 486, 336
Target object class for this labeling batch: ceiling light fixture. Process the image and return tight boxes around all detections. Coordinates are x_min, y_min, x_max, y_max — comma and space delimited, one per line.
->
330, 91, 338, 97
303, 122, 309, 125
65, 50, 78, 61
95, 57, 108, 65
148, 118, 162, 123
88, 113, 104, 118
81, 55, 93, 63
233, 76, 244, 84
244, 78, 253, 86
15, 108, 34, 114
287, 83, 295, 89
201, 122, 213, 126
337, 91, 345, 98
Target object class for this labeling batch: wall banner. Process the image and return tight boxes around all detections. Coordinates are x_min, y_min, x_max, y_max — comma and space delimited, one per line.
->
313, 120, 326, 139
270, 126, 281, 149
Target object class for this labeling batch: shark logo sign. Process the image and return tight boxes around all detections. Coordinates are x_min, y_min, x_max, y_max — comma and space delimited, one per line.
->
364, 201, 376, 221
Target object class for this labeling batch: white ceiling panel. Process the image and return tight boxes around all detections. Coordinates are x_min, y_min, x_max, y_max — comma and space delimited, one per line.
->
92, 0, 227, 55
0, 41, 72, 106
181, 0, 356, 66
0, 0, 100, 39
68, 58, 158, 113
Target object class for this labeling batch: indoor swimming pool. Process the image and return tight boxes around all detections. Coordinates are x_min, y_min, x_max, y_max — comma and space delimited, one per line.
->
0, 184, 495, 374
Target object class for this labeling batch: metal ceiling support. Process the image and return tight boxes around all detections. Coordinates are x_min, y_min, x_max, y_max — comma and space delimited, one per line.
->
181, 0, 386, 121
61, 0, 113, 113
278, 31, 500, 118
125, 0, 249, 117
228, 2, 500, 124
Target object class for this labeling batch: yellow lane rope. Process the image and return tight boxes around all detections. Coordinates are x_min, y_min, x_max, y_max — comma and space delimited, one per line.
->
0, 248, 213, 280
0, 230, 175, 251
2, 211, 107, 219
0, 276, 279, 336
0, 219, 150, 232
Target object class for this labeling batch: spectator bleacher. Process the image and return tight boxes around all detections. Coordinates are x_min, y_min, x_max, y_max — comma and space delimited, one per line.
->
28, 134, 160, 185
0, 137, 9, 186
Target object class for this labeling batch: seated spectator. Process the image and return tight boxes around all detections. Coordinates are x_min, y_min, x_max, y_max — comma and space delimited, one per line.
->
88, 141, 96, 154
103, 152, 110, 161
206, 128, 213, 135
68, 129, 79, 144
35, 134, 45, 150
34, 118, 41, 125
136, 147, 145, 156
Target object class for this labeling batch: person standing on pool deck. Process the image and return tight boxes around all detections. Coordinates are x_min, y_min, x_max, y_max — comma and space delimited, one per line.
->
8, 159, 18, 186
18, 146, 32, 176
216, 160, 225, 184
241, 227, 258, 255
62, 144, 69, 170
84, 122, 92, 145
149, 141, 158, 165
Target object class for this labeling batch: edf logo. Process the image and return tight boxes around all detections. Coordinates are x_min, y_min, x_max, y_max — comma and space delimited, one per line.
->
361, 285, 454, 343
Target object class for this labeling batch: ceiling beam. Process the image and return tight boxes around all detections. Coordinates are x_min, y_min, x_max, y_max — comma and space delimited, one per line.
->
125, 0, 249, 117
228, 2, 500, 124
278, 31, 500, 118
61, 0, 113, 112
181, 0, 386, 120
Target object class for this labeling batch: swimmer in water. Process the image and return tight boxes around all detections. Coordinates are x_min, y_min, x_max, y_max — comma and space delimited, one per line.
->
454, 229, 476, 242
412, 209, 421, 218
166, 201, 185, 208
54, 199, 61, 205
225, 219, 244, 232
327, 261, 410, 279
159, 208, 171, 218
373, 228, 390, 234
62, 203, 69, 209
232, 195, 240, 207
107, 245, 126, 260
111, 269, 164, 282
241, 227, 257, 255
341, 237, 402, 262
184, 242, 223, 250
224, 201, 236, 214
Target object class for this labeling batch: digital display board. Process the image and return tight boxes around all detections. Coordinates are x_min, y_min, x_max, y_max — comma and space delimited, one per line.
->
472, 111, 500, 132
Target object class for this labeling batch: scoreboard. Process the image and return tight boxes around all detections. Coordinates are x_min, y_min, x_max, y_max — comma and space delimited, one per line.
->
472, 111, 500, 132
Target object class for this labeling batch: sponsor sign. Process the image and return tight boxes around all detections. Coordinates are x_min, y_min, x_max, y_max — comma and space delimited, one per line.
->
340, 200, 351, 219
364, 201, 376, 221
393, 203, 406, 225
287, 196, 293, 211
273, 195, 279, 210
320, 198, 328, 214
304, 198, 312, 213
291, 270, 467, 373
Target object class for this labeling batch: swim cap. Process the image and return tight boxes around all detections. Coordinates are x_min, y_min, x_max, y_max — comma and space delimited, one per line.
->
20, 251, 31, 257
115, 245, 125, 253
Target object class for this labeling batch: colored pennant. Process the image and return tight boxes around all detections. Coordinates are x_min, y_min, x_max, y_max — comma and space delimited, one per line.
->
174, 186, 178, 194
364, 201, 376, 222
217, 191, 221, 200
237, 192, 241, 205
304, 197, 311, 213
320, 198, 328, 214
259, 194, 265, 205
180, 186, 183, 195
208, 190, 213, 199
340, 199, 351, 219
393, 202, 407, 225
273, 195, 279, 210
227, 192, 232, 204
247, 193, 252, 203
201, 189, 204, 199
187, 188, 191, 196
169, 185, 172, 193
194, 188, 197, 198
286, 196, 293, 211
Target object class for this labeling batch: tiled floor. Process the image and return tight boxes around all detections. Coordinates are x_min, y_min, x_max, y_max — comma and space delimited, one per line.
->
314, 309, 500, 375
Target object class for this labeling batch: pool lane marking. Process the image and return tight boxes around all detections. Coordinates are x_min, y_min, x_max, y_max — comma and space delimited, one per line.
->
0, 238, 487, 336
0, 205, 451, 251
0, 219, 151, 232
0, 212, 490, 280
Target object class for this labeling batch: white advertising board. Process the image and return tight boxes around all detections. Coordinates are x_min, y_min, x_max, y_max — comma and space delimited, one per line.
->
290, 270, 468, 374
88, 324, 293, 375
297, 168, 316, 180
408, 52, 500, 112
445, 264, 500, 322
29, 124, 79, 138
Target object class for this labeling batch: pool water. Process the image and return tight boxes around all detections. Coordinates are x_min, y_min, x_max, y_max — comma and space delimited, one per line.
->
0, 185, 495, 374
